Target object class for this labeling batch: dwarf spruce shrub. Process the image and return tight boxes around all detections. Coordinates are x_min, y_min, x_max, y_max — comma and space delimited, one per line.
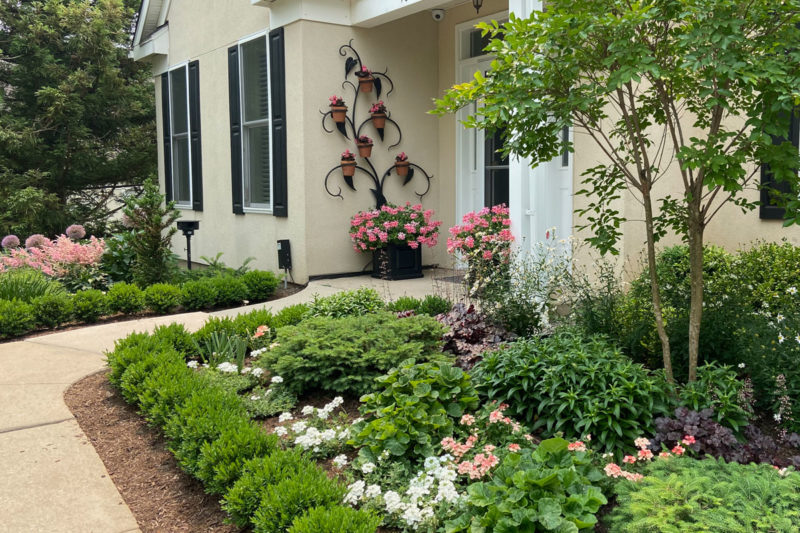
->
31, 293, 73, 328
607, 457, 800, 532
288, 506, 381, 533
0, 299, 35, 338
258, 311, 448, 397
106, 282, 144, 314
72, 289, 107, 322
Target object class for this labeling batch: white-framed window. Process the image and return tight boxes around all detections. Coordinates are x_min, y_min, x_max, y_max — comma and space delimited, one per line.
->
238, 34, 272, 212
167, 64, 193, 207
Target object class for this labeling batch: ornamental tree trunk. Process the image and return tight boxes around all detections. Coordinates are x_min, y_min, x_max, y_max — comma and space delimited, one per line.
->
687, 212, 705, 382
642, 186, 674, 384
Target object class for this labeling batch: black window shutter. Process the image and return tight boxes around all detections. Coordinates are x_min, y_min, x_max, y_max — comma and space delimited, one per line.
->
269, 27, 288, 217
761, 111, 798, 220
188, 60, 203, 211
161, 73, 173, 202
228, 45, 244, 214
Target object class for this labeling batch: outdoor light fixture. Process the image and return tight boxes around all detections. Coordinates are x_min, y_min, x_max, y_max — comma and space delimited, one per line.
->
176, 220, 200, 270
472, 0, 483, 13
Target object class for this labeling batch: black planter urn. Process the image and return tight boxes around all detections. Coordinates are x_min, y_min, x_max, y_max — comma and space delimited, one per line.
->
372, 244, 423, 280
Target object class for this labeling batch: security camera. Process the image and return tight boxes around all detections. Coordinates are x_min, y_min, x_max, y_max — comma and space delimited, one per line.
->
431, 9, 445, 21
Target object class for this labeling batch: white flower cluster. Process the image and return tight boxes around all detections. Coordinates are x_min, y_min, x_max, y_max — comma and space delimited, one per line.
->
332, 454, 349, 468
344, 455, 462, 531
217, 362, 238, 373
251, 347, 268, 357
294, 426, 345, 450
186, 360, 199, 369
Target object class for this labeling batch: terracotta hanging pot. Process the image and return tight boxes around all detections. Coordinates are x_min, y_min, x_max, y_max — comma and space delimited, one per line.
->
341, 160, 356, 177
395, 160, 410, 177
330, 105, 348, 123
371, 112, 386, 129
357, 143, 373, 158
358, 76, 374, 93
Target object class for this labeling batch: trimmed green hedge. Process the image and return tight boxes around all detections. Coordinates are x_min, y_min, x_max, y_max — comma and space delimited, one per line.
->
106, 325, 361, 531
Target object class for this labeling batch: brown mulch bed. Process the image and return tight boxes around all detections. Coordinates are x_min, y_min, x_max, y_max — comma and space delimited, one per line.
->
64, 370, 239, 533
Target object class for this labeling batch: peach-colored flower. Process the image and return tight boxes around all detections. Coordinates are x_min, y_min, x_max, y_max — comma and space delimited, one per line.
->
622, 455, 637, 464
508, 443, 521, 452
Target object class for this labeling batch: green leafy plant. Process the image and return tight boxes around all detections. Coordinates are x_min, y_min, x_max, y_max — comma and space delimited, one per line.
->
304, 287, 385, 318
106, 282, 145, 314
673, 362, 750, 433
208, 276, 247, 307
31, 293, 73, 328
0, 268, 65, 303
180, 278, 218, 310
222, 449, 313, 528
351, 359, 479, 462
122, 178, 180, 286
56, 263, 110, 292
0, 299, 36, 338
143, 283, 182, 314
251, 465, 345, 533
257, 312, 448, 397
272, 303, 309, 328
288, 506, 381, 533
243, 386, 297, 419
446, 438, 607, 532
472, 330, 671, 453
607, 457, 800, 532
387, 294, 452, 316
241, 270, 280, 301
196, 331, 247, 370
101, 231, 137, 284
72, 289, 107, 322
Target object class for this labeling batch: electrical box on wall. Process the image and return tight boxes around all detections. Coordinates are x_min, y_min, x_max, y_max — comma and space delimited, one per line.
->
277, 239, 292, 270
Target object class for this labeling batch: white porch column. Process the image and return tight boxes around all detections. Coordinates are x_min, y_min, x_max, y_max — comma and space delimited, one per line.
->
507, 0, 541, 248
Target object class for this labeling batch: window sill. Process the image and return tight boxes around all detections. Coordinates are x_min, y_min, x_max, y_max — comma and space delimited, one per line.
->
243, 207, 273, 215
175, 203, 194, 210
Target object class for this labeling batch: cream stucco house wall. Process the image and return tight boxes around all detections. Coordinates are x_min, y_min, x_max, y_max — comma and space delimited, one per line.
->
132, 0, 800, 284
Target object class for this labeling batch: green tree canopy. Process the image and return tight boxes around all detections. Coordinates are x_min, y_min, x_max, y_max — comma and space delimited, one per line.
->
434, 0, 800, 382
0, 0, 155, 238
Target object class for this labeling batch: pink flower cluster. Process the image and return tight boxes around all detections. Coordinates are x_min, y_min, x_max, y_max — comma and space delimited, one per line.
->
447, 204, 513, 263
0, 234, 105, 276
457, 452, 500, 479
442, 435, 478, 459
601, 435, 696, 483
349, 202, 441, 252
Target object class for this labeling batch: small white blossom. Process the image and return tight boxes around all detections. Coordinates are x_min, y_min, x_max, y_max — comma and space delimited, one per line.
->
775, 413, 783, 422
361, 462, 376, 474
777, 314, 786, 322
344, 480, 365, 505
271, 375, 284, 384
186, 360, 199, 369
291, 421, 308, 433
738, 363, 746, 369
779, 333, 785, 344
217, 362, 238, 373
278, 412, 293, 423
364, 484, 382, 499
384, 490, 404, 513
250, 395, 260, 401
787, 287, 797, 295
251, 368, 264, 377
274, 426, 287, 436
301, 405, 316, 416
332, 454, 349, 468
320, 429, 338, 441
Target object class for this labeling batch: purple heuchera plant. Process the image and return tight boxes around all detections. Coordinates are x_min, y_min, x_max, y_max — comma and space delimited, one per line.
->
25, 234, 49, 249
1, 235, 20, 249
437, 303, 514, 369
65, 224, 86, 240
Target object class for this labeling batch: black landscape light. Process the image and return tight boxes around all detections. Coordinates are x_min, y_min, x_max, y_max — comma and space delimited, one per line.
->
277, 239, 291, 289
176, 220, 200, 270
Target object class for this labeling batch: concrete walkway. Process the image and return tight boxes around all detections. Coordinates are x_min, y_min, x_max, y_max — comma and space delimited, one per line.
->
0, 271, 456, 533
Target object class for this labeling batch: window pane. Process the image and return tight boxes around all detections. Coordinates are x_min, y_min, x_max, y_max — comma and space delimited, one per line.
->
170, 67, 188, 135
241, 37, 269, 122
244, 124, 270, 207
172, 137, 191, 204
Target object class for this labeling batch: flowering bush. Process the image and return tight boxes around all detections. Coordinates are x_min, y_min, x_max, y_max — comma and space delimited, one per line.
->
0, 234, 105, 277
349, 203, 441, 252
447, 205, 513, 298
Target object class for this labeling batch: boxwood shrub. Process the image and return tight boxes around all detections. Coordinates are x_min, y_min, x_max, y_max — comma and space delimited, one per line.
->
257, 311, 448, 397
72, 289, 107, 322
208, 276, 247, 307
106, 282, 145, 314
289, 506, 381, 533
31, 293, 73, 328
0, 298, 36, 338
144, 283, 182, 314
181, 278, 218, 310
241, 270, 280, 301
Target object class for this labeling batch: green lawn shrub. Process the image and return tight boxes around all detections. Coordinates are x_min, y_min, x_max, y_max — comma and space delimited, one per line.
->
208, 276, 247, 307
447, 438, 607, 532
251, 464, 345, 533
304, 287, 385, 318
472, 329, 671, 453
0, 268, 66, 302
0, 299, 36, 338
31, 293, 73, 328
72, 289, 107, 322
351, 359, 479, 462
180, 278, 218, 310
222, 449, 312, 528
271, 303, 309, 328
106, 282, 145, 314
288, 506, 381, 533
150, 323, 196, 356
387, 294, 452, 316
241, 270, 280, 301
144, 283, 182, 314
607, 457, 800, 532
257, 311, 448, 397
